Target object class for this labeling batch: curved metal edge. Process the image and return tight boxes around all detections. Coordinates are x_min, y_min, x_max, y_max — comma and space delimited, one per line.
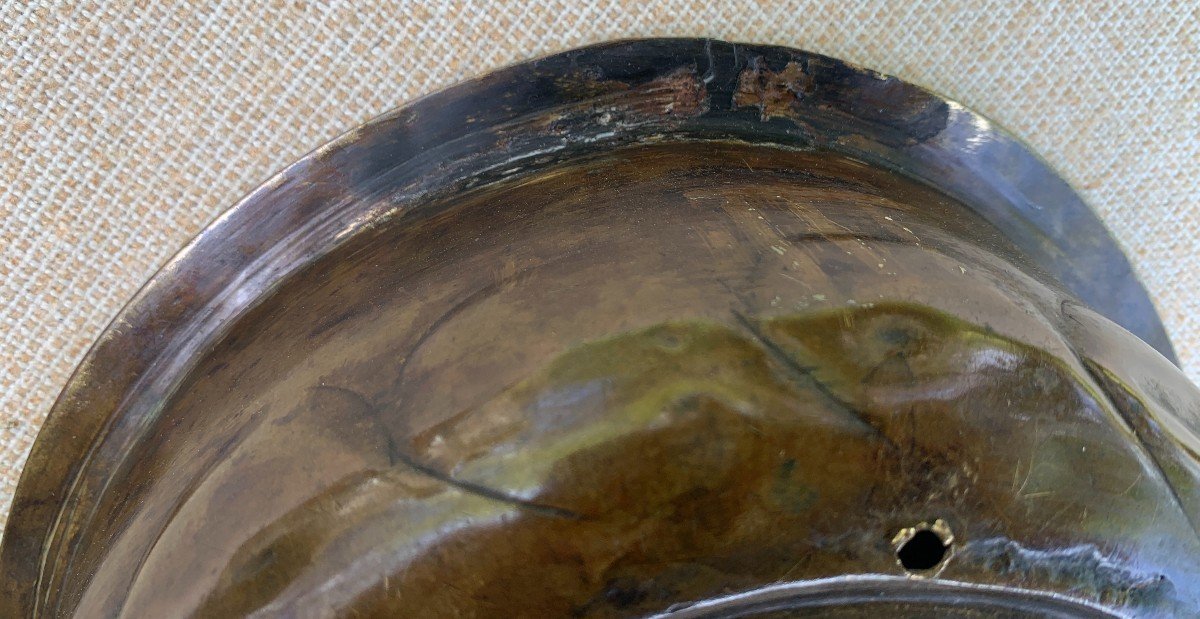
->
0, 38, 1173, 616
649, 575, 1122, 618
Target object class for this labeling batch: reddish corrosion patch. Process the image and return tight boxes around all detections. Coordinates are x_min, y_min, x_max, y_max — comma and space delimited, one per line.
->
631, 67, 709, 119
733, 60, 813, 120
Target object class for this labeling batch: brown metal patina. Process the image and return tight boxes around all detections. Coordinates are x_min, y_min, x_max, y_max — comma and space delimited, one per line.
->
2, 39, 1198, 617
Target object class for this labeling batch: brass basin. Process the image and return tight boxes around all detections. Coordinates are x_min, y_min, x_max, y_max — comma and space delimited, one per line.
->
2, 39, 1197, 617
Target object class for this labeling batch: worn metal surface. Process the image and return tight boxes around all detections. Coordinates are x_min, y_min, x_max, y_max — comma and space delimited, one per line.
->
1, 39, 1196, 617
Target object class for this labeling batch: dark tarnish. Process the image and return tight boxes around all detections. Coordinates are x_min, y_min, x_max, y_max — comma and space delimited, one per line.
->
731, 54, 949, 146
633, 67, 710, 120
556, 66, 709, 121
1, 39, 1194, 618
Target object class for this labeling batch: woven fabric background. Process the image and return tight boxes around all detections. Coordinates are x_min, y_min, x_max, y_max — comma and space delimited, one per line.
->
1, 1, 1197, 530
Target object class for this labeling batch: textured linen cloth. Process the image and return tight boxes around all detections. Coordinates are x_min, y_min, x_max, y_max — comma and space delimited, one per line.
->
1, 1, 1197, 530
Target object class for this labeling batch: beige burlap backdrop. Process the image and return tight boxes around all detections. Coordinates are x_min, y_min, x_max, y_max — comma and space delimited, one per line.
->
1, 1, 1197, 530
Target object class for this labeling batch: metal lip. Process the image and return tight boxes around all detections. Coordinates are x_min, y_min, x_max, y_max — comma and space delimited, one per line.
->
0, 38, 1171, 615
650, 575, 1121, 618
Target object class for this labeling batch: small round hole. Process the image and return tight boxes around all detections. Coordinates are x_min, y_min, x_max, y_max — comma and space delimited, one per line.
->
896, 528, 948, 571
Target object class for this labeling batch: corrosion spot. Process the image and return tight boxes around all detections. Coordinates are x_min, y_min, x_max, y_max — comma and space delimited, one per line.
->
629, 67, 709, 119
734, 58, 813, 120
